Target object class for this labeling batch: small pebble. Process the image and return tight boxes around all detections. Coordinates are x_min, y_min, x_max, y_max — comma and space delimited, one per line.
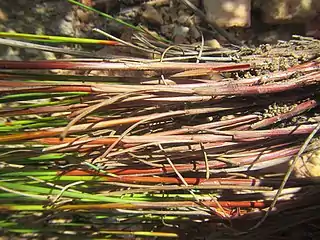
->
64, 12, 74, 22
77, 9, 90, 23
205, 39, 221, 49
173, 25, 190, 44
43, 51, 56, 60
0, 8, 8, 21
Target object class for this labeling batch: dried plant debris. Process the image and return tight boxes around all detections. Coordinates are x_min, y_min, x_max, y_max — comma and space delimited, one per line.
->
0, 1, 319, 240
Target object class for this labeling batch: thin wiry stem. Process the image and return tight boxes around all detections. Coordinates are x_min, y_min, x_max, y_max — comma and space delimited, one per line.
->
250, 123, 320, 230
0, 38, 98, 57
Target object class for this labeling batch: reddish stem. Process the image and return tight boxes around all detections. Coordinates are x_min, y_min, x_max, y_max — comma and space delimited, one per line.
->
251, 99, 318, 129
0, 60, 250, 71
57, 200, 273, 210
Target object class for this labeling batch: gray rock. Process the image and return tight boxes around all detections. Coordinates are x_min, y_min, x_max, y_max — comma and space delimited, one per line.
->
177, 14, 190, 25
142, 5, 164, 25
189, 25, 201, 40
173, 25, 189, 38
173, 25, 190, 44
0, 45, 9, 57
58, 18, 75, 36
161, 24, 174, 38
42, 51, 57, 60
22, 48, 40, 58
4, 55, 22, 61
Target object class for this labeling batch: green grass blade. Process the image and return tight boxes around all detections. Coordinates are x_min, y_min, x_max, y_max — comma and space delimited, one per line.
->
0, 32, 120, 45
67, 0, 142, 32
0, 182, 142, 203
0, 92, 88, 103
